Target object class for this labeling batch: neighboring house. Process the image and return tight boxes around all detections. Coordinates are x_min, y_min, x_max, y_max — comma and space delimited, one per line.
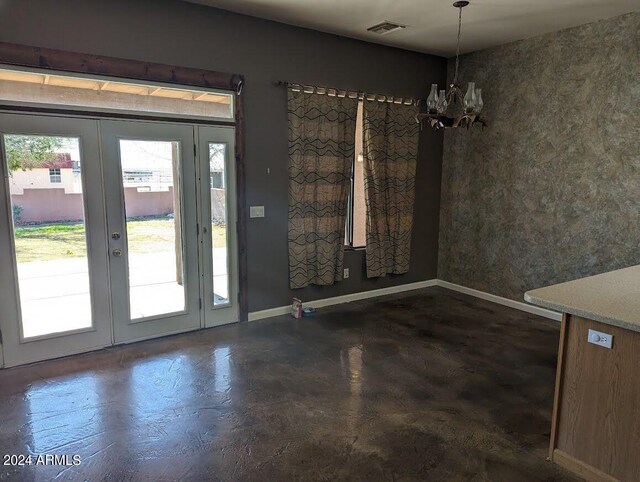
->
9, 154, 182, 195
9, 153, 81, 195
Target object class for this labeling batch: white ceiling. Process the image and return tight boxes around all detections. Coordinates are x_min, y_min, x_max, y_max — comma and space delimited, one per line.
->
185, 0, 640, 56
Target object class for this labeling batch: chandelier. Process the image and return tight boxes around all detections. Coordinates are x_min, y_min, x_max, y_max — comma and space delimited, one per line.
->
417, 1, 487, 130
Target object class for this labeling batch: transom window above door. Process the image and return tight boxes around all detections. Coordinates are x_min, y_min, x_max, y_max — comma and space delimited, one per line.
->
0, 67, 234, 120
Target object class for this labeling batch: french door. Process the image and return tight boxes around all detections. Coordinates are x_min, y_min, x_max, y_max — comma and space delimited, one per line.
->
0, 114, 112, 367
101, 120, 201, 343
0, 113, 238, 367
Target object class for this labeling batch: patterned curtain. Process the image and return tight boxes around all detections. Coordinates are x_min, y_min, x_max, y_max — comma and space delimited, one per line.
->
363, 101, 419, 278
288, 89, 358, 289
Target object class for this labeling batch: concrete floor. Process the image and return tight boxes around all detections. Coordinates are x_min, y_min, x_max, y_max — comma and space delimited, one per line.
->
0, 287, 577, 481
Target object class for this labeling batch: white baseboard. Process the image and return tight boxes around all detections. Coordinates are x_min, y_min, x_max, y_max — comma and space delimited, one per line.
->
435, 280, 562, 321
248, 279, 438, 321
247, 305, 291, 321
248, 278, 561, 323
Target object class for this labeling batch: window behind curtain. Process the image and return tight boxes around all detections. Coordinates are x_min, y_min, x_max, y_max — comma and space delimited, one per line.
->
345, 100, 366, 248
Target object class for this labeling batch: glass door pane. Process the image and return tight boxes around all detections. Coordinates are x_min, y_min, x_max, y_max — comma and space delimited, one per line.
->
4, 134, 92, 338
198, 126, 238, 327
118, 139, 186, 319
209, 142, 230, 306
0, 114, 111, 368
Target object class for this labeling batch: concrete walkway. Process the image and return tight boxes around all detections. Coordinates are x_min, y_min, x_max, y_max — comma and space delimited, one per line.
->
16, 249, 229, 338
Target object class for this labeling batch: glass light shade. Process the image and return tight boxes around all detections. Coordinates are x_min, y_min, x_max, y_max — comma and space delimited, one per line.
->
427, 84, 439, 113
463, 82, 477, 113
436, 89, 448, 114
475, 88, 483, 113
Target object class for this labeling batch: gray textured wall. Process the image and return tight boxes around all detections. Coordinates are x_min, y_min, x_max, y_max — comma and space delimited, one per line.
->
0, 0, 446, 312
439, 12, 640, 301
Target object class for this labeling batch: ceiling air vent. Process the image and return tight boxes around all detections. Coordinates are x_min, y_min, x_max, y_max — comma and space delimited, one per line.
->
367, 21, 407, 35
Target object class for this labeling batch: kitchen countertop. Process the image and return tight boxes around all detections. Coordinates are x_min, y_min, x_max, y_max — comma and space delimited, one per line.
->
525, 265, 640, 333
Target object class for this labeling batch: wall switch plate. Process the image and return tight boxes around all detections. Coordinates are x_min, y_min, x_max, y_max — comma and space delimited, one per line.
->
588, 329, 613, 349
249, 206, 265, 218
343, 268, 349, 279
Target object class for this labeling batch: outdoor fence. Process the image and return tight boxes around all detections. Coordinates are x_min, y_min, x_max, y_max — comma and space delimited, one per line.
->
11, 187, 226, 225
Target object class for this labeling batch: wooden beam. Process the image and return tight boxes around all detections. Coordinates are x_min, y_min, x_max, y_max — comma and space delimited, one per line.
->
0, 42, 244, 92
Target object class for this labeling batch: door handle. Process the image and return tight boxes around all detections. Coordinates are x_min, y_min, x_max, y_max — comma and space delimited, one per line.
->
112, 248, 122, 257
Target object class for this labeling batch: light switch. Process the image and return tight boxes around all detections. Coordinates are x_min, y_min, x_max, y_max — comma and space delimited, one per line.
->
588, 329, 613, 349
250, 206, 265, 218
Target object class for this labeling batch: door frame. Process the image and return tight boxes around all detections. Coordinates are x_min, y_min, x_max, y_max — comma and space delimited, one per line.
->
0, 41, 248, 323
0, 112, 242, 367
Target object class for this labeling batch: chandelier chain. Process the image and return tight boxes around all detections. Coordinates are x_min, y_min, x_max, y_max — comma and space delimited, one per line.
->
453, 5, 463, 86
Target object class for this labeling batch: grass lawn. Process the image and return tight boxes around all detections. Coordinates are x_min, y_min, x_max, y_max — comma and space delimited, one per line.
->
13, 218, 227, 263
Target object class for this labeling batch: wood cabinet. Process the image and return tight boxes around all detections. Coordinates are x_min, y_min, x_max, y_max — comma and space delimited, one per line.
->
550, 314, 640, 482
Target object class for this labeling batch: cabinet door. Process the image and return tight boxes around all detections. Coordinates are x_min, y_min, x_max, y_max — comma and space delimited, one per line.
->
554, 315, 640, 481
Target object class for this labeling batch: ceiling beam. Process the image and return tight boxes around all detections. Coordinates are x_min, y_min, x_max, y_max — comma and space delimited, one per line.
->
0, 42, 244, 92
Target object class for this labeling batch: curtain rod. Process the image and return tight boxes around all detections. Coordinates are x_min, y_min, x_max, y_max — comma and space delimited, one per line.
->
276, 81, 422, 106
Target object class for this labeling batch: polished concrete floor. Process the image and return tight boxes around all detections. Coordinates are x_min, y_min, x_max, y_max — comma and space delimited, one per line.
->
0, 287, 577, 481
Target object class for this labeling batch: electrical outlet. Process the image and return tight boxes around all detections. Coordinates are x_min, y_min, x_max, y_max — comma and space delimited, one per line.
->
343, 268, 349, 279
588, 329, 613, 349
